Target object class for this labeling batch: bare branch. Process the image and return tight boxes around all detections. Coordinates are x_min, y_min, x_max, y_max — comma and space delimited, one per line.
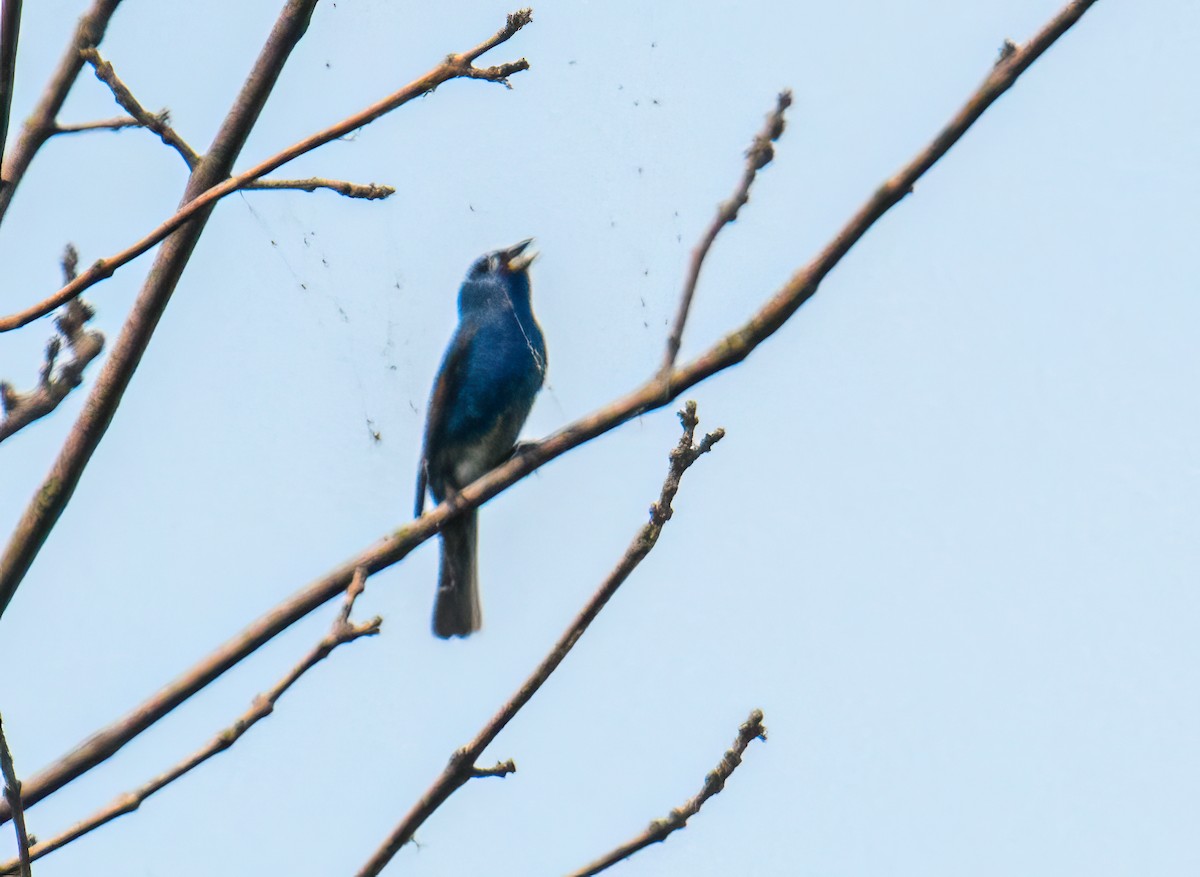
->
0, 0, 124, 224
0, 247, 104, 444
356, 403, 723, 877
51, 115, 140, 134
0, 569, 379, 874
0, 7, 535, 332
80, 47, 200, 167
0, 714, 31, 877
0, 0, 24, 182
0, 0, 1100, 825
243, 177, 395, 200
662, 91, 792, 373
567, 710, 767, 877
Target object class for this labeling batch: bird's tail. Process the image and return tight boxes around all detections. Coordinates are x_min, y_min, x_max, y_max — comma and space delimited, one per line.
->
433, 509, 481, 638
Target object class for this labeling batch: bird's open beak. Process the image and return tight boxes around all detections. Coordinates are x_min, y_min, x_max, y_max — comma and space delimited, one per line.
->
504, 238, 538, 273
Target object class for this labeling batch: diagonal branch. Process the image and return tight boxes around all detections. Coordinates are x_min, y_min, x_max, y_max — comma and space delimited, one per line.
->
0, 569, 380, 874
0, 246, 104, 444
0, 0, 1101, 826
80, 47, 200, 166
662, 91, 792, 373
355, 403, 724, 877
0, 0, 124, 224
567, 709, 767, 877
0, 7, 534, 333
0, 0, 23, 183
0, 714, 31, 877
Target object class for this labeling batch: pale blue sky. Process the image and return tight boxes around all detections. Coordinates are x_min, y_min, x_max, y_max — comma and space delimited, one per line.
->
1, 1, 1198, 874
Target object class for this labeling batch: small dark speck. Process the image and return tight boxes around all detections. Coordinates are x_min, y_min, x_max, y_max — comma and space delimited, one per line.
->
409, 401, 419, 413
633, 100, 639, 107
469, 204, 475, 212
389, 365, 398, 371
651, 42, 657, 48
640, 296, 646, 307
676, 234, 682, 242
338, 307, 349, 322
643, 321, 649, 328
673, 211, 679, 217
610, 220, 617, 227
568, 60, 577, 65
637, 167, 643, 175
270, 240, 277, 246
321, 258, 328, 267
652, 99, 660, 106
643, 269, 649, 276
300, 283, 307, 290
325, 62, 331, 69
617, 84, 623, 90
394, 281, 401, 289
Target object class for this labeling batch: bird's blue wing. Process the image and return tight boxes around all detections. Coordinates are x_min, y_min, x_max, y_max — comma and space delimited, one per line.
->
415, 321, 479, 517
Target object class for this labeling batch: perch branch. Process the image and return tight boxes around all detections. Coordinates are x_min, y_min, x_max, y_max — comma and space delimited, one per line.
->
0, 0, 1100, 825
0, 7, 534, 332
0, 246, 103, 444
355, 404, 723, 877
0, 715, 31, 877
662, 91, 791, 372
567, 710, 767, 877
0, 569, 379, 874
0, 0, 124, 223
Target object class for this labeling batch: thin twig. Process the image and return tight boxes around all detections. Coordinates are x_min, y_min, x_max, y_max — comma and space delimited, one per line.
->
0, 0, 24, 183
355, 403, 723, 877
567, 710, 767, 877
0, 0, 1100, 825
0, 0, 124, 224
0, 8, 534, 332
0, 246, 104, 444
243, 177, 395, 199
52, 115, 140, 134
662, 91, 792, 373
0, 569, 379, 874
80, 47, 200, 166
0, 714, 31, 877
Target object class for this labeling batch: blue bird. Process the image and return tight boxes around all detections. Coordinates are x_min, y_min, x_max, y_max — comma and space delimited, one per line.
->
415, 239, 547, 638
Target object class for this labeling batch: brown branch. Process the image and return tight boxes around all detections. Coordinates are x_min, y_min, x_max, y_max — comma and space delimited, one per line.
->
243, 176, 395, 199
80, 47, 200, 167
567, 710, 767, 877
0, 0, 24, 183
0, 0, 1100, 826
355, 403, 723, 877
662, 91, 792, 373
0, 247, 104, 444
0, 569, 380, 875
0, 7, 534, 333
51, 115, 140, 134
0, 0, 124, 222
0, 714, 31, 877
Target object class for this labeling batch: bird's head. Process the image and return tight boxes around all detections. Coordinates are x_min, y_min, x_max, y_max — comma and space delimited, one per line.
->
458, 239, 538, 314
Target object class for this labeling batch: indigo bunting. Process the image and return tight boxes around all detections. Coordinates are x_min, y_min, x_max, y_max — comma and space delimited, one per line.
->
415, 239, 547, 638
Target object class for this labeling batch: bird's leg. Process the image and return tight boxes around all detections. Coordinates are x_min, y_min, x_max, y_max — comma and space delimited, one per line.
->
509, 440, 540, 460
